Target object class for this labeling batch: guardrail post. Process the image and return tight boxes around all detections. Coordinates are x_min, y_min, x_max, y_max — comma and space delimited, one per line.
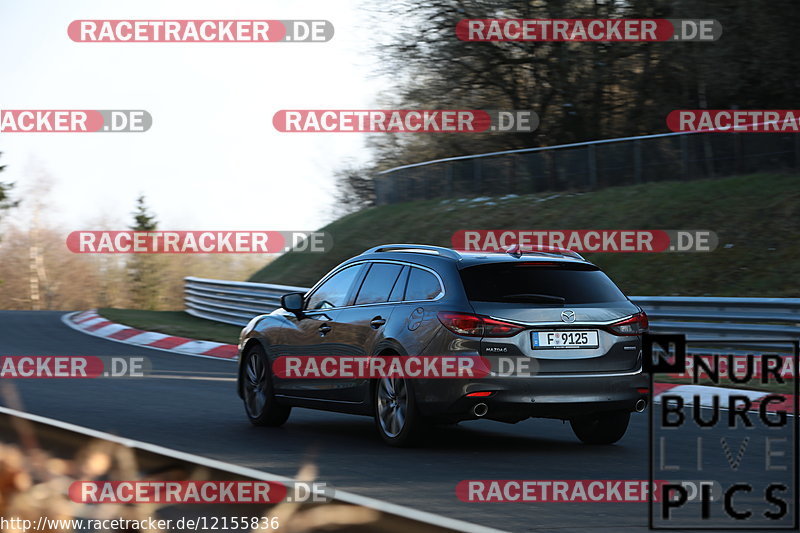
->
547, 151, 557, 189
734, 133, 743, 175
445, 164, 453, 197
587, 144, 598, 189
386, 174, 397, 204
795, 134, 800, 173
702, 135, 715, 178
508, 154, 516, 193
680, 135, 690, 180
374, 176, 384, 205
472, 158, 482, 195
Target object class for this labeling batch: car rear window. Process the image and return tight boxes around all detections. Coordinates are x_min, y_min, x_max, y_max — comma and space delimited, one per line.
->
459, 262, 628, 304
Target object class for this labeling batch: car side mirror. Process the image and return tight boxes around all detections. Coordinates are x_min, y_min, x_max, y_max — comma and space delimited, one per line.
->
281, 292, 305, 316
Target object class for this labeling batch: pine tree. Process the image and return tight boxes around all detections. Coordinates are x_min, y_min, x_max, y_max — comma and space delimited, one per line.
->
127, 195, 161, 310
130, 195, 157, 232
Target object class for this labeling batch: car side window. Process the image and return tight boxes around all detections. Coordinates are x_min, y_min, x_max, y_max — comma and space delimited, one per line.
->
404, 267, 443, 301
305, 265, 361, 310
388, 266, 409, 302
354, 263, 404, 305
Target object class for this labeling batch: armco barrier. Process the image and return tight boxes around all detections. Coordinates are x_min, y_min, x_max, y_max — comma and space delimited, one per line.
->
185, 277, 800, 350
184, 276, 308, 326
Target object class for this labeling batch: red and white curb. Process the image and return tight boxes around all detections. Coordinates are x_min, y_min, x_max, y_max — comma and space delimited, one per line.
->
63, 310, 238, 361
653, 383, 796, 414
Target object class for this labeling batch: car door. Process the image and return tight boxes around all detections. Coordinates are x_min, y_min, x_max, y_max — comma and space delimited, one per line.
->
328, 261, 406, 402
270, 263, 365, 399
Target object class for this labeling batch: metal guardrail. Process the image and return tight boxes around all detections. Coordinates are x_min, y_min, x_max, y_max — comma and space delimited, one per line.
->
184, 276, 308, 326
185, 277, 800, 349
631, 296, 800, 352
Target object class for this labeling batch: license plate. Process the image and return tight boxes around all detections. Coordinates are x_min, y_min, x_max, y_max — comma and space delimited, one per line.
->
532, 330, 599, 349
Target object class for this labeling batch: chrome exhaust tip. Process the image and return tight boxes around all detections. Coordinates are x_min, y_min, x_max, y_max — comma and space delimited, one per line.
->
635, 399, 647, 413
473, 403, 489, 417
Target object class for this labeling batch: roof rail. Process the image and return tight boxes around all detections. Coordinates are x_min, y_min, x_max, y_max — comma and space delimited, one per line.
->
503, 244, 586, 261
362, 244, 462, 260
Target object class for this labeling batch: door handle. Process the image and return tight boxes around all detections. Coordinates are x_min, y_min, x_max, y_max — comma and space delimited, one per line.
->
370, 317, 386, 329
318, 324, 332, 336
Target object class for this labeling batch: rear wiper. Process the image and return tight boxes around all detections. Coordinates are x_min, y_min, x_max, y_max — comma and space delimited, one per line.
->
499, 293, 566, 304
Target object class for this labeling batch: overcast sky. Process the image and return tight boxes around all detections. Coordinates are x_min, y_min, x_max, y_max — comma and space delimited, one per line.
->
0, 0, 388, 232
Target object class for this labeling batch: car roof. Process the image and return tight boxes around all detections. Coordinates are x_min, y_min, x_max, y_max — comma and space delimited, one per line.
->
454, 252, 590, 269
354, 244, 592, 269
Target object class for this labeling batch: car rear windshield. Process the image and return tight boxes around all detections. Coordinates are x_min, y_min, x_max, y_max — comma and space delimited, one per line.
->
459, 262, 628, 305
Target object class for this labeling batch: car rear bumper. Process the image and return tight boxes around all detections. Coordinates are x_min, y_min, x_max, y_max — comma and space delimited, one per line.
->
414, 370, 649, 422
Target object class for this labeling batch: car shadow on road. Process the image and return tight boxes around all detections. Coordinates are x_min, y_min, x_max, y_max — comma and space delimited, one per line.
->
228, 412, 643, 456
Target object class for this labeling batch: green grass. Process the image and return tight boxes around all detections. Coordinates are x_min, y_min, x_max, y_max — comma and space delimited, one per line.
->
249, 173, 800, 296
97, 308, 242, 344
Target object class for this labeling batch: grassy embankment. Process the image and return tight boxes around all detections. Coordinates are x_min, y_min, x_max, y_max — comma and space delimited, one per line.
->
99, 173, 800, 343
251, 173, 800, 297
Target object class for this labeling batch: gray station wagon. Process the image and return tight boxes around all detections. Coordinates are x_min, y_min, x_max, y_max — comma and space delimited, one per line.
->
237, 244, 649, 446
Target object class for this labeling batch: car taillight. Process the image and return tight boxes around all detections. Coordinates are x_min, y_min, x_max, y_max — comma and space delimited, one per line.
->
466, 391, 494, 397
606, 311, 649, 336
437, 312, 525, 337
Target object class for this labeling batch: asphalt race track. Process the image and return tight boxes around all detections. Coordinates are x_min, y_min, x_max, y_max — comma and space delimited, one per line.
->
0, 311, 793, 532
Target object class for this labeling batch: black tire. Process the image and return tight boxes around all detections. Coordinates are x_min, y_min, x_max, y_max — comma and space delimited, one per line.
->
242, 345, 291, 427
373, 376, 426, 447
570, 410, 630, 445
